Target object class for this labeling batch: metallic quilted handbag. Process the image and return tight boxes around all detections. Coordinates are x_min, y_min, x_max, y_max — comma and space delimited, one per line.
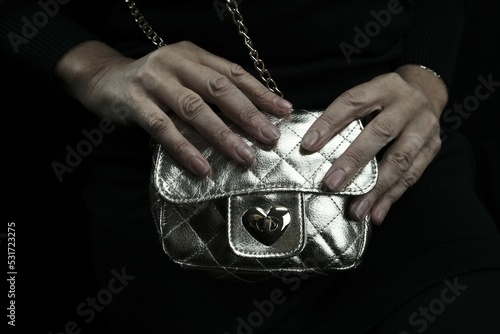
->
150, 111, 378, 281
127, 0, 379, 281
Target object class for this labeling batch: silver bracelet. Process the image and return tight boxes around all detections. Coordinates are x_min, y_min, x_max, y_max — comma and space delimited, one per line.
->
417, 64, 447, 90
418, 65, 442, 79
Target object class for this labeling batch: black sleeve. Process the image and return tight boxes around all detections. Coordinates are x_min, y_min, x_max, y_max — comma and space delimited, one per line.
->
0, 0, 107, 83
397, 0, 472, 90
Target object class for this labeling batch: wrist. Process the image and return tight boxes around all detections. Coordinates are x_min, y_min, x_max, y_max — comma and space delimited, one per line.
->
395, 64, 448, 117
55, 40, 127, 100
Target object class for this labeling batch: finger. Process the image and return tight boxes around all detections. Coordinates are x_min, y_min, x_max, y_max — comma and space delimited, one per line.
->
301, 74, 398, 152
130, 99, 212, 177
347, 132, 427, 222
323, 108, 406, 192
191, 44, 293, 116
176, 62, 282, 145
368, 136, 441, 225
163, 82, 260, 165
133, 54, 260, 166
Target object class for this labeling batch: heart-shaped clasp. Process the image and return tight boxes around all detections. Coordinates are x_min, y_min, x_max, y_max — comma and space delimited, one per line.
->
242, 207, 291, 246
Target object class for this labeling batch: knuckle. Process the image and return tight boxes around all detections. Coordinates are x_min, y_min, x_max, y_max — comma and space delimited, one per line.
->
145, 112, 169, 136
226, 63, 252, 87
400, 171, 420, 189
386, 72, 403, 84
369, 118, 396, 141
213, 128, 233, 147
386, 151, 413, 175
422, 135, 442, 158
316, 113, 338, 132
171, 139, 191, 158
163, 42, 198, 65
208, 75, 233, 98
135, 66, 159, 91
382, 191, 400, 206
239, 106, 261, 125
179, 94, 206, 121
423, 118, 442, 156
177, 40, 193, 47
411, 85, 427, 101
404, 86, 428, 107
251, 85, 274, 102
338, 88, 366, 109
428, 114, 441, 130
313, 112, 342, 135
368, 183, 385, 199
433, 135, 442, 153
173, 56, 193, 72
228, 63, 248, 80
227, 63, 275, 103
406, 135, 424, 153
342, 147, 367, 169
175, 40, 196, 52
143, 50, 162, 65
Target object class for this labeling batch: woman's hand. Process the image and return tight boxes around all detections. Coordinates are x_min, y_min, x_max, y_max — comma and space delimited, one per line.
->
301, 65, 448, 225
55, 40, 293, 176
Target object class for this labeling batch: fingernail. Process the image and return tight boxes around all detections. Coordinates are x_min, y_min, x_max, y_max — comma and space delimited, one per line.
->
190, 156, 210, 176
301, 131, 319, 151
373, 207, 388, 225
235, 143, 255, 164
274, 96, 293, 112
325, 169, 347, 192
353, 199, 370, 222
260, 124, 281, 142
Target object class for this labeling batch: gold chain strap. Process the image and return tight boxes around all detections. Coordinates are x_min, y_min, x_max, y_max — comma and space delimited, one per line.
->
124, 0, 166, 48
124, 0, 284, 97
225, 0, 283, 97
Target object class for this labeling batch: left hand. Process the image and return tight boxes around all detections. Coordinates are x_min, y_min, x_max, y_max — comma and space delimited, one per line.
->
300, 64, 448, 225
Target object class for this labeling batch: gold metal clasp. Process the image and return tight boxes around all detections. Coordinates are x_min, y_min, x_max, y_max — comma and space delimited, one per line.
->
242, 207, 290, 246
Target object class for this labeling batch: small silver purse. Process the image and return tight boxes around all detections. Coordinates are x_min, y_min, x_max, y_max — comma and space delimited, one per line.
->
126, 0, 379, 281
150, 111, 378, 281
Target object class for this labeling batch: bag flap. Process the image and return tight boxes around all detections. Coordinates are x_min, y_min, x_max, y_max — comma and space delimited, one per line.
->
153, 110, 378, 204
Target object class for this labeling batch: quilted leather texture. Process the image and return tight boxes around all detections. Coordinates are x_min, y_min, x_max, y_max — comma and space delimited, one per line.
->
154, 110, 378, 203
150, 110, 378, 281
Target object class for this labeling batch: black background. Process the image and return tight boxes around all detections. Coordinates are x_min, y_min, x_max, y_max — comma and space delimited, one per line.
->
2, 1, 499, 332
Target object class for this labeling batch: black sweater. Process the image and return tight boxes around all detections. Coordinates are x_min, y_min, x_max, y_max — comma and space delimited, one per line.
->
1, 0, 469, 108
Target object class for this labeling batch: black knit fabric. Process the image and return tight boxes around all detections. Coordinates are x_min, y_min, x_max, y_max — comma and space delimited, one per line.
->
0, 0, 470, 103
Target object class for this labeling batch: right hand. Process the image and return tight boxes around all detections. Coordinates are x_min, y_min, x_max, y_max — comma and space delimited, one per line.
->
55, 40, 293, 176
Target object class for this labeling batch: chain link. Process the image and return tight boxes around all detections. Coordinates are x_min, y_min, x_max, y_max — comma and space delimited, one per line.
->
124, 0, 166, 48
225, 0, 284, 97
124, 0, 283, 96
